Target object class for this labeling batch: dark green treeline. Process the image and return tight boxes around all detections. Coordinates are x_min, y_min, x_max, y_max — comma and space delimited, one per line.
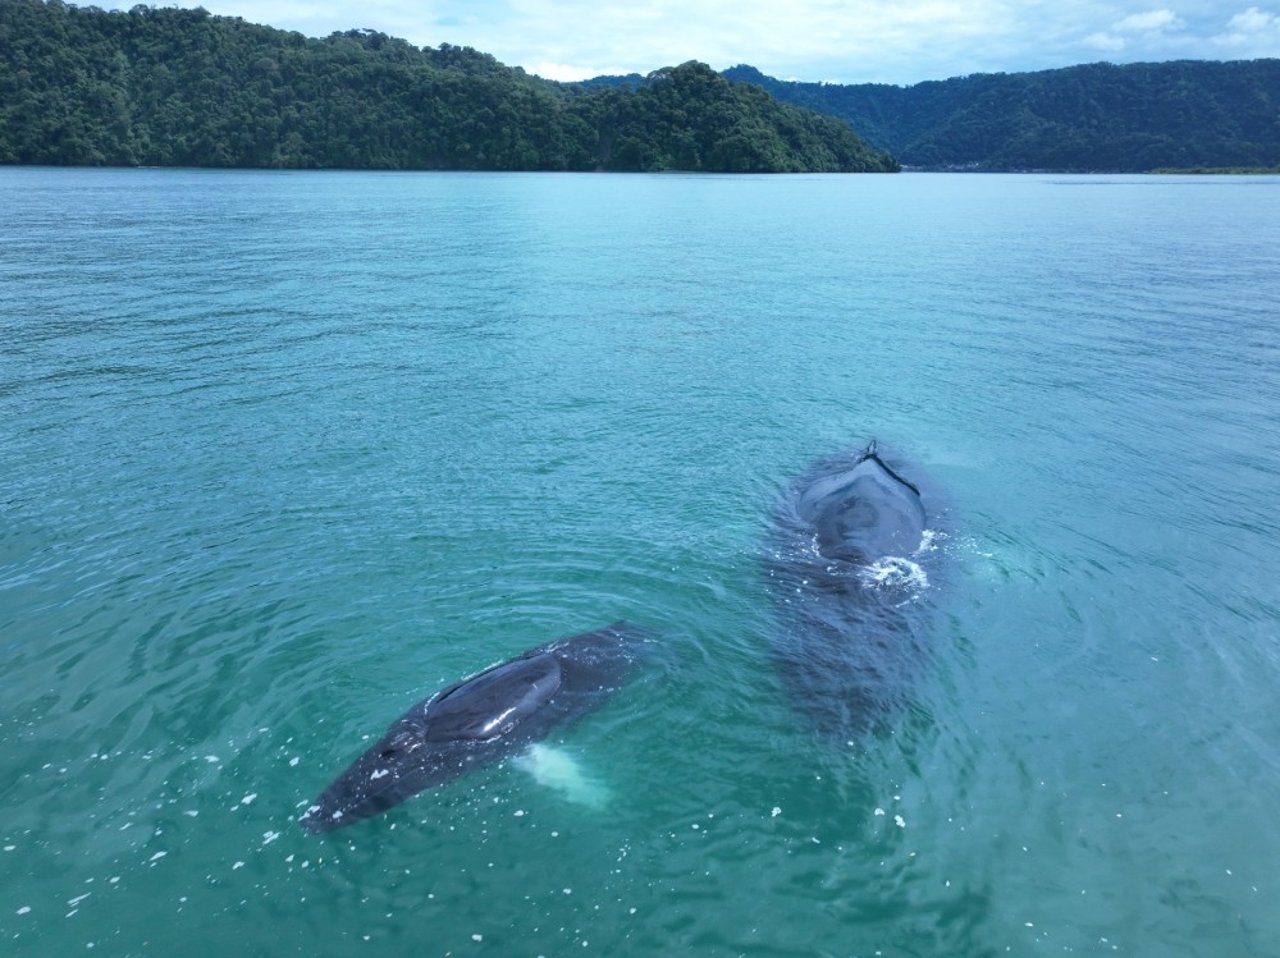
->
721, 62, 1280, 173
0, 0, 897, 172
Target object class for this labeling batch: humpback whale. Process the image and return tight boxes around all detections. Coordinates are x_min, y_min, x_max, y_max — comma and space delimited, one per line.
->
767, 442, 943, 739
301, 621, 651, 833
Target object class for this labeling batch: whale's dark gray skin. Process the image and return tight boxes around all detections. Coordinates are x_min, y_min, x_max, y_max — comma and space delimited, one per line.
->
301, 621, 651, 834
767, 442, 944, 740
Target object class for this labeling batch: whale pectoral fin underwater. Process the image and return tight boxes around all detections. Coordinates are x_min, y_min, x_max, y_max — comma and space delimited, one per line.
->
300, 621, 650, 834
512, 743, 611, 810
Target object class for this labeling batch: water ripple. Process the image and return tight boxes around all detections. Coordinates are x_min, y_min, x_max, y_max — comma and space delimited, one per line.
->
2, 169, 1279, 956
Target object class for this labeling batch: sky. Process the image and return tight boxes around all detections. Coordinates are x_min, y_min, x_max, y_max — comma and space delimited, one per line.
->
151, 1, 1280, 85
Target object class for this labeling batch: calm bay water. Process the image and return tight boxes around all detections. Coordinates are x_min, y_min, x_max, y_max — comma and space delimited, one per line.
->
2, 168, 1279, 957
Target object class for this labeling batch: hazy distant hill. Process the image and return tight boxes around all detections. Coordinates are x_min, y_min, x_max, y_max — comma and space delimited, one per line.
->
0, 0, 896, 172
721, 61, 1280, 172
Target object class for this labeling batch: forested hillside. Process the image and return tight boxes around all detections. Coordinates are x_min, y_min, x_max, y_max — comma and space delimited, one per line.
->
722, 61, 1280, 172
0, 0, 897, 172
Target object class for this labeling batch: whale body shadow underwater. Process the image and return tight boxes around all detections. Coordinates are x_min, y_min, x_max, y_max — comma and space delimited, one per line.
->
766, 442, 946, 741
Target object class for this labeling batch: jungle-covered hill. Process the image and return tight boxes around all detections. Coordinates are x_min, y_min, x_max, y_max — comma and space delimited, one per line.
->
720, 61, 1280, 173
0, 0, 898, 172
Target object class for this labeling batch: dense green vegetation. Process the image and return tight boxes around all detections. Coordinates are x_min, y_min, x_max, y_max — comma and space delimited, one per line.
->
721, 61, 1280, 172
571, 63, 897, 172
0, 0, 896, 172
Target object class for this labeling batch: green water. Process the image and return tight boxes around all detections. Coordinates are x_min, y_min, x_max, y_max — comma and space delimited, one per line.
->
2, 169, 1279, 956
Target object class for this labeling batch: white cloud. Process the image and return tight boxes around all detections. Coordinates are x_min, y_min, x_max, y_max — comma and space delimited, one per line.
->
140, 1, 1280, 86
1213, 6, 1280, 50
1227, 6, 1279, 32
1084, 31, 1127, 51
529, 62, 630, 81
1113, 9, 1182, 32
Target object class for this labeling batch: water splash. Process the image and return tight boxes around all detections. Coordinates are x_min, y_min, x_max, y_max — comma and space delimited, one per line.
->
858, 556, 930, 591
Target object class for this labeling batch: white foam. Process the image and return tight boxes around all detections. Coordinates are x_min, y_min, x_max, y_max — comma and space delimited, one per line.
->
916, 529, 942, 554
859, 556, 929, 591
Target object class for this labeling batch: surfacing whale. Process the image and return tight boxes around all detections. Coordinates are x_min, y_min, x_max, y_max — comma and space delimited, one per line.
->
767, 442, 943, 739
301, 621, 652, 833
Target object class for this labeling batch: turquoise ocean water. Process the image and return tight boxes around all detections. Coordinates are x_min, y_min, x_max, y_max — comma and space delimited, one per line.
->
2, 168, 1278, 956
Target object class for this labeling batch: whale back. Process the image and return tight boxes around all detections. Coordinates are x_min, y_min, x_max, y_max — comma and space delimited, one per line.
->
424, 652, 563, 741
797, 446, 926, 564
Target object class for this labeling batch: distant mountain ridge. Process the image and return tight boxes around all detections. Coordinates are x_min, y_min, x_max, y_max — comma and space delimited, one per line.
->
8, 1, 1274, 174
720, 61, 1280, 172
0, 0, 895, 172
